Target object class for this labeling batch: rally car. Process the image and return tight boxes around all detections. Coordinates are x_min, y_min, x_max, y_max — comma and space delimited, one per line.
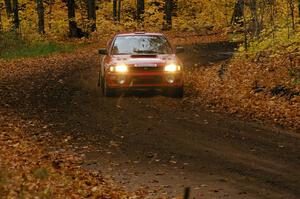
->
98, 32, 184, 97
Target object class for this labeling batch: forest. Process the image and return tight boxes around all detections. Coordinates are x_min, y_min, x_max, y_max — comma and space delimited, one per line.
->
0, 0, 299, 57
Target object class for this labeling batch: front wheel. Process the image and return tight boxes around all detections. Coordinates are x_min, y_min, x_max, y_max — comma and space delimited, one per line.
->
103, 78, 115, 97
165, 87, 184, 98
100, 76, 105, 94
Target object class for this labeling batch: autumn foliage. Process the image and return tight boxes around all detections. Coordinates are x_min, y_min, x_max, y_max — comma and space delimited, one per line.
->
0, 1, 300, 197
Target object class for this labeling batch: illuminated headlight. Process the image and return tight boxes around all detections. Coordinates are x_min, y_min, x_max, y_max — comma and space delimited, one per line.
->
110, 64, 128, 73
164, 64, 181, 72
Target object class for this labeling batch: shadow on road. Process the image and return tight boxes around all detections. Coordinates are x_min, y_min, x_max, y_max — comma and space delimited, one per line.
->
179, 41, 238, 67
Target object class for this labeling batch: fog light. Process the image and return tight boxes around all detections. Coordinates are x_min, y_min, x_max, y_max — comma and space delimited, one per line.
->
118, 76, 126, 84
166, 75, 175, 84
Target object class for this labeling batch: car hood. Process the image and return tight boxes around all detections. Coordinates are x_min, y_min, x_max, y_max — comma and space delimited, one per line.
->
110, 54, 180, 66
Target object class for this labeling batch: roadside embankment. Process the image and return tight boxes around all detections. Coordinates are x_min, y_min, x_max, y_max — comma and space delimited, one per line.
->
185, 51, 300, 131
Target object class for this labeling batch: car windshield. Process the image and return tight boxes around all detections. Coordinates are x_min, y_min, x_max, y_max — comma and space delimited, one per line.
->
112, 35, 173, 55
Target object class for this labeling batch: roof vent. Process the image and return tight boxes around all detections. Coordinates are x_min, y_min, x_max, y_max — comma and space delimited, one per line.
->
134, 32, 146, 34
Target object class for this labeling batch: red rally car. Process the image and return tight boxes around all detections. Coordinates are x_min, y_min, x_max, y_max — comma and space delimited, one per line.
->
98, 32, 184, 97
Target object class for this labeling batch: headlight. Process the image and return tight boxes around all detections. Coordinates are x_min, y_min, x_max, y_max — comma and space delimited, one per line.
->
164, 64, 181, 72
115, 65, 128, 72
110, 64, 128, 73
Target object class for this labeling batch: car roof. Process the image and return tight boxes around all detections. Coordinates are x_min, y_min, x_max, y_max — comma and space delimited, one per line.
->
115, 32, 165, 37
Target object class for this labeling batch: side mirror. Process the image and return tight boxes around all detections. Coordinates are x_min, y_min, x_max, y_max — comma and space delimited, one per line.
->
175, 46, 184, 54
98, 48, 108, 55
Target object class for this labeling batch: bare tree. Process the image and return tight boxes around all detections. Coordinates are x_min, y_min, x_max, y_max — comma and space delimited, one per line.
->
87, 0, 96, 32
36, 0, 45, 34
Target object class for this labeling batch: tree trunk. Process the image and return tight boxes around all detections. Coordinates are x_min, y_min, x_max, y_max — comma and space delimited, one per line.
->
242, 0, 247, 51
12, 0, 19, 29
117, 0, 121, 22
4, 0, 12, 17
288, 0, 295, 29
231, 0, 244, 25
249, 0, 260, 37
113, 0, 117, 21
36, 0, 45, 34
136, 0, 144, 21
298, 0, 300, 19
270, 0, 275, 40
164, 0, 173, 30
0, 3, 3, 32
67, 0, 79, 37
48, 0, 53, 29
87, 0, 96, 32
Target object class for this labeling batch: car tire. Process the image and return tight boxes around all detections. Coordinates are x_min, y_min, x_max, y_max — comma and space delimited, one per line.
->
103, 78, 115, 97
100, 76, 105, 94
166, 87, 184, 98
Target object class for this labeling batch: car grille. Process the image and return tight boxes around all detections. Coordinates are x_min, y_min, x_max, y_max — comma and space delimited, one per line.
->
129, 66, 163, 72
131, 76, 162, 84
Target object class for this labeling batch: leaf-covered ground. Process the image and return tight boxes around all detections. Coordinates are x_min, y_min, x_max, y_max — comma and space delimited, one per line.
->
186, 51, 300, 130
0, 44, 150, 198
0, 33, 299, 198
0, 110, 138, 198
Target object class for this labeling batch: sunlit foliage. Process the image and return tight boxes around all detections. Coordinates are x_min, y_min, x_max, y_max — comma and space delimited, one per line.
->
0, 0, 299, 57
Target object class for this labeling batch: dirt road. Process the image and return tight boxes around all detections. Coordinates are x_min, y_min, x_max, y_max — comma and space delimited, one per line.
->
1, 43, 299, 199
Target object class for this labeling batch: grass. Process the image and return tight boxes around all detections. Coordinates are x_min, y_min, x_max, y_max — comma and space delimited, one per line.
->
0, 42, 77, 60
0, 33, 84, 60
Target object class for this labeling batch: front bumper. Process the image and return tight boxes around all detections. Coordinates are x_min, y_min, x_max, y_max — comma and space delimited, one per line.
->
106, 72, 183, 89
